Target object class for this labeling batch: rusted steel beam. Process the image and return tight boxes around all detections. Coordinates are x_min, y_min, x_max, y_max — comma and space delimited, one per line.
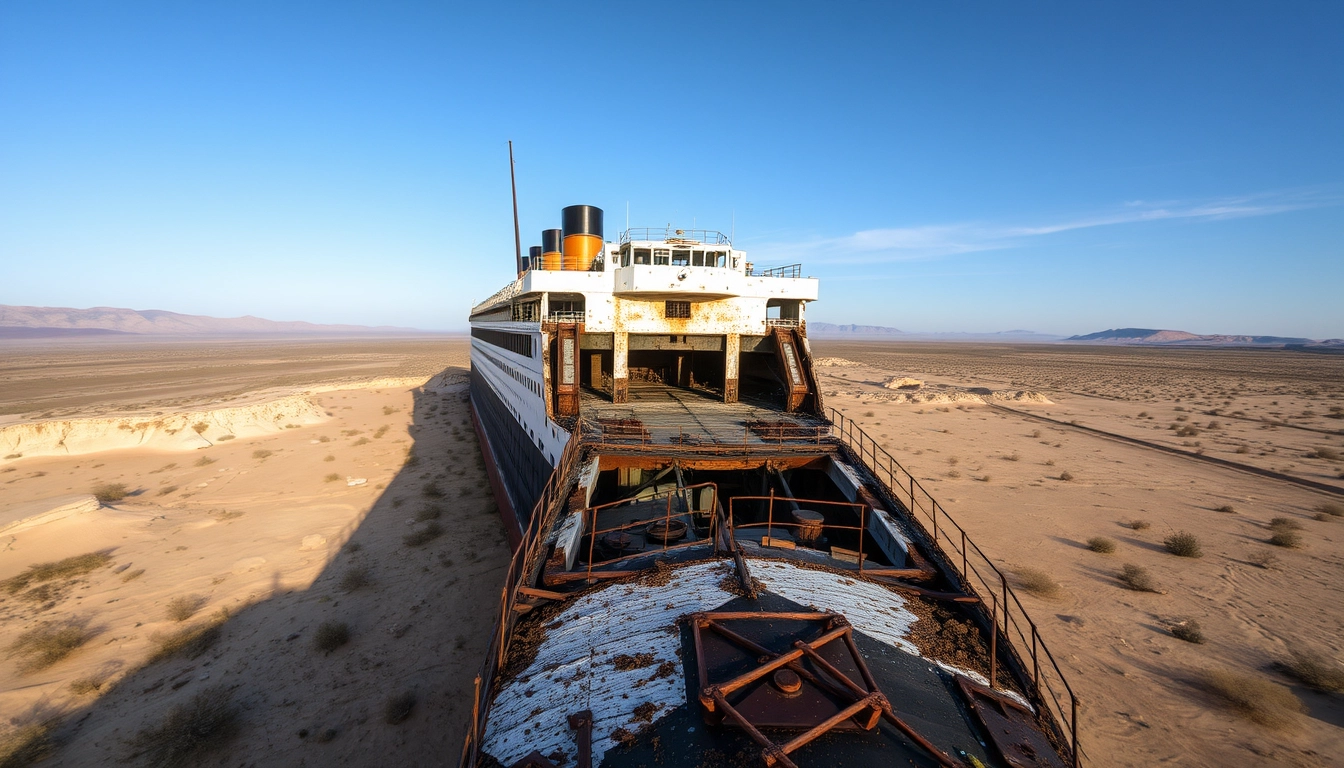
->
544, 570, 640, 583
703, 621, 860, 705
567, 710, 593, 768
517, 586, 571, 601
710, 691, 800, 768
714, 624, 849, 697
701, 611, 837, 621
779, 694, 884, 755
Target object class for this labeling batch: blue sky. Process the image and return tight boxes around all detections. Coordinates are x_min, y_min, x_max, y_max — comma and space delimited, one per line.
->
2, 2, 1341, 336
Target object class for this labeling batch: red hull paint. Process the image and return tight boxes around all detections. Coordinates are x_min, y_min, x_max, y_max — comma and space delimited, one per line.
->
470, 399, 525, 552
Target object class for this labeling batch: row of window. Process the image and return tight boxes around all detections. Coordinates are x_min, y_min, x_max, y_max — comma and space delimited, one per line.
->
619, 247, 736, 269
471, 327, 534, 357
477, 345, 543, 399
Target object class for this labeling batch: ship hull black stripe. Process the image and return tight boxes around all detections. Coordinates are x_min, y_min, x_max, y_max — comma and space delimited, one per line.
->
469, 367, 552, 532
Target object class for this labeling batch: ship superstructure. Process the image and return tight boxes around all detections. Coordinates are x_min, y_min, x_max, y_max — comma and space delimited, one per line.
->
466, 205, 1081, 768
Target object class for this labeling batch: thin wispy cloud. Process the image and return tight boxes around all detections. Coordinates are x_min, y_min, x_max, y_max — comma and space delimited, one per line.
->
746, 188, 1339, 265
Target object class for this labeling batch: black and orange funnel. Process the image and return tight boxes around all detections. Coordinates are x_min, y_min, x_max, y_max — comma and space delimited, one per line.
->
561, 205, 603, 271
541, 229, 563, 271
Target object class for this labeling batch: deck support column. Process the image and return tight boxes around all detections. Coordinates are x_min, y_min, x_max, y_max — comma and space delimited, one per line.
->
612, 331, 629, 404
724, 333, 740, 403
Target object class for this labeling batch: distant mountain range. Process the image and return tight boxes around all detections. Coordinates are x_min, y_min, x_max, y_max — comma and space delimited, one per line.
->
0, 305, 421, 337
1065, 328, 1344, 348
807, 322, 1062, 342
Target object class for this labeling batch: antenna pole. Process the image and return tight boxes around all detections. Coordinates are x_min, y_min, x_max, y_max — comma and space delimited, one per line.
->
508, 140, 522, 268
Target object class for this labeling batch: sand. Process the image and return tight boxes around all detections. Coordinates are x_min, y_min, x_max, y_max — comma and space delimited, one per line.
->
1, 337, 506, 767
3, 336, 1342, 767
813, 341, 1344, 767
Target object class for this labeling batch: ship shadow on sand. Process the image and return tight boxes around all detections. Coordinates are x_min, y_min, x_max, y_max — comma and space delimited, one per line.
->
36, 365, 511, 767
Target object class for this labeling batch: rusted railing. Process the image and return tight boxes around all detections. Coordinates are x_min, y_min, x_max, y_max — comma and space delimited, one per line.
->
827, 407, 1083, 767
459, 428, 584, 768
620, 227, 731, 245
577, 482, 719, 580
727, 493, 871, 572
750, 263, 803, 278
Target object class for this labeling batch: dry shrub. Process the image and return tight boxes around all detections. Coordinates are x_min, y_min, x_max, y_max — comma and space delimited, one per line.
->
404, 522, 444, 547
382, 405, 398, 415
165, 595, 205, 623
314, 622, 349, 653
0, 722, 55, 767
1171, 620, 1205, 644
373, 425, 389, 438
1311, 447, 1341, 461
1314, 512, 1334, 522
121, 568, 146, 583
3, 552, 113, 595
324, 473, 340, 483
1315, 502, 1343, 517
92, 483, 129, 503
384, 691, 416, 724
324, 454, 335, 462
194, 456, 216, 467
339, 566, 371, 592
1235, 445, 1250, 454
415, 506, 442, 522
1269, 530, 1302, 548
251, 449, 272, 460
1164, 531, 1202, 558
1215, 505, 1236, 514
352, 437, 370, 447
1127, 519, 1151, 531
1175, 425, 1200, 437
1119, 564, 1159, 592
216, 435, 235, 441
1200, 669, 1303, 728
1086, 537, 1116, 554
946, 470, 961, 479
7, 619, 95, 672
69, 675, 104, 695
191, 422, 208, 434
1014, 567, 1062, 598
1004, 452, 1020, 462
156, 485, 178, 496
422, 482, 444, 499
130, 685, 239, 768
1269, 517, 1302, 532
149, 618, 223, 663
1058, 471, 1074, 481
1248, 550, 1281, 569
1281, 650, 1344, 692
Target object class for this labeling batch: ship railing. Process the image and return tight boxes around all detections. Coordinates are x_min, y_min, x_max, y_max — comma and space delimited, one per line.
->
546, 482, 721, 583
748, 263, 803, 278
826, 407, 1084, 767
765, 317, 803, 329
582, 418, 831, 448
460, 428, 585, 768
544, 310, 586, 324
619, 227, 732, 246
470, 280, 522, 316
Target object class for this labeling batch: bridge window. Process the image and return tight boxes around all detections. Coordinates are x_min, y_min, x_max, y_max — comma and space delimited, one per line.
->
672, 249, 690, 266
634, 248, 651, 265
653, 249, 670, 265
665, 300, 691, 319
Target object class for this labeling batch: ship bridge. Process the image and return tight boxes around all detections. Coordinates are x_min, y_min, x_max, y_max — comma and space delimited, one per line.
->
471, 215, 823, 431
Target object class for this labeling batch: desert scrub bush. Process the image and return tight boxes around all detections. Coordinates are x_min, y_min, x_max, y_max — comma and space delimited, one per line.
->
69, 675, 105, 694
947, 456, 959, 466
324, 473, 341, 483
1087, 537, 1117, 554
323, 454, 335, 462
864, 411, 875, 417
1235, 445, 1250, 454
382, 405, 398, 416
1058, 471, 1074, 481
251, 449, 272, 460
1314, 512, 1334, 522
1164, 531, 1202, 558
1280, 650, 1344, 692
373, 425, 389, 438
216, 435, 235, 441
1175, 425, 1200, 437
0, 721, 55, 767
1013, 567, 1062, 598
130, 685, 239, 768
121, 568, 146, 583
92, 482, 129, 503
415, 505, 442, 522
1127, 519, 1151, 531
7, 620, 95, 672
1316, 501, 1344, 517
165, 594, 205, 622
149, 619, 223, 663
946, 470, 961, 479
156, 485, 178, 496
314, 621, 350, 653
192, 422, 208, 434
194, 455, 216, 467
1118, 564, 1159, 592
339, 566, 371, 592
3, 453, 21, 460
1215, 504, 1236, 513
1171, 620, 1205, 644
421, 481, 444, 499
1269, 529, 1302, 548
1003, 452, 1020, 462
352, 437, 370, 446
404, 522, 444, 547
384, 691, 416, 724
1310, 447, 1341, 461
1268, 517, 1301, 532
1200, 669, 1302, 728
1248, 550, 1281, 569
3, 552, 113, 595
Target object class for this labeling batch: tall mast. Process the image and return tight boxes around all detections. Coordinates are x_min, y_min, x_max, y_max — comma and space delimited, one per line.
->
509, 140, 522, 268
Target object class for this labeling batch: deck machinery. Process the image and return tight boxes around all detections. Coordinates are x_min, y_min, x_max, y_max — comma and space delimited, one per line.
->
465, 206, 1081, 768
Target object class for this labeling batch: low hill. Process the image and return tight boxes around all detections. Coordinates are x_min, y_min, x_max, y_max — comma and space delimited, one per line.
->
0, 305, 421, 336
808, 323, 1061, 342
1066, 328, 1335, 347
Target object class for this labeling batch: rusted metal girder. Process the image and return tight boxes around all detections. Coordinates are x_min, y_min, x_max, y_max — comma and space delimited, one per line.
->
567, 709, 593, 768
596, 454, 830, 471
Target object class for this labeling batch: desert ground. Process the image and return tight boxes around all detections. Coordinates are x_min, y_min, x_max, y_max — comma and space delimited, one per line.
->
812, 341, 1344, 767
2, 337, 1342, 767
1, 336, 509, 767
